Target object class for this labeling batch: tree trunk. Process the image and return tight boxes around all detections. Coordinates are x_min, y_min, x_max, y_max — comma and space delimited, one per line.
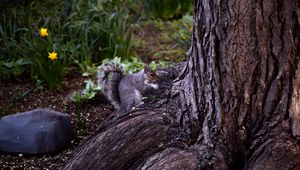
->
64, 0, 300, 169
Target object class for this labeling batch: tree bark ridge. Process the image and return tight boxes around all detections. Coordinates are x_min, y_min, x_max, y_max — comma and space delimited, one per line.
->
64, 110, 176, 170
179, 0, 300, 169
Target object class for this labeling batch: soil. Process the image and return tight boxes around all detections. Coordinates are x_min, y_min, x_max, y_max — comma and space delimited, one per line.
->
0, 73, 114, 170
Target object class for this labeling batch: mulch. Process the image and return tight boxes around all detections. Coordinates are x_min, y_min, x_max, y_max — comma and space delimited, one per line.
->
0, 73, 115, 169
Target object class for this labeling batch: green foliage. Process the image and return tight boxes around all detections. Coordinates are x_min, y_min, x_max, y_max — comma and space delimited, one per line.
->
103, 57, 172, 74
66, 0, 132, 63
70, 79, 101, 104
143, 0, 193, 20
80, 63, 98, 77
135, 17, 192, 62
17, 27, 70, 89
0, 0, 133, 88
0, 0, 64, 29
0, 0, 66, 84
170, 14, 193, 50
0, 59, 30, 80
149, 60, 173, 70
0, 0, 189, 89
122, 57, 144, 73
149, 14, 192, 61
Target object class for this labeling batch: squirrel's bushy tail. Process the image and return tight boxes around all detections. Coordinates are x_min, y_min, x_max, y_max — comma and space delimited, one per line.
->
97, 60, 124, 111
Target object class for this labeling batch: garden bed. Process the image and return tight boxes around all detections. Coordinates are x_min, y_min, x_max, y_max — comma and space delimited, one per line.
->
0, 21, 187, 169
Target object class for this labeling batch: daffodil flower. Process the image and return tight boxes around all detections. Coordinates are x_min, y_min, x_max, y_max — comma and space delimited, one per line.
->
48, 52, 58, 61
39, 28, 49, 37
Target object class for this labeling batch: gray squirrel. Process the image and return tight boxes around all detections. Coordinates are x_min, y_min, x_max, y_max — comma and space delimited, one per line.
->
97, 60, 159, 112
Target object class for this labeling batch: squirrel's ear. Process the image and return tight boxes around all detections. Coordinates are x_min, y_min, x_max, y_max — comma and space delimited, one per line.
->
144, 63, 150, 73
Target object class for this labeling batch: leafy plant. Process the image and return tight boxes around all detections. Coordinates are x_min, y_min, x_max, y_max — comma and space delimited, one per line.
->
17, 27, 70, 89
103, 57, 172, 74
70, 79, 101, 104
0, 59, 30, 80
76, 62, 98, 77
0, 0, 66, 82
122, 57, 144, 73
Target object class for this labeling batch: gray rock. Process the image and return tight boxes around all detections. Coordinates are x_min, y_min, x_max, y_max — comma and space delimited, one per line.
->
0, 108, 73, 154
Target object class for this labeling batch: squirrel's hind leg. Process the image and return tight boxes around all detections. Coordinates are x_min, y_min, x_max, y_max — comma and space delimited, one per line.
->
120, 89, 142, 112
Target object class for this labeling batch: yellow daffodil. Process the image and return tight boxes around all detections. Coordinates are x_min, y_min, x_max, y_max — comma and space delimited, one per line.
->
48, 52, 58, 61
39, 28, 49, 37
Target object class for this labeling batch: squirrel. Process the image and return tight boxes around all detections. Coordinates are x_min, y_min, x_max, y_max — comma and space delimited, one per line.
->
97, 60, 159, 112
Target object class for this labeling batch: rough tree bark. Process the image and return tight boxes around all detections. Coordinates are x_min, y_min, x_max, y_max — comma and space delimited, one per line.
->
64, 0, 300, 169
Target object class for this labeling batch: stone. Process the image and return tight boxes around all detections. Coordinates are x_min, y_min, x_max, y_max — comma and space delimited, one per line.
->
0, 108, 73, 154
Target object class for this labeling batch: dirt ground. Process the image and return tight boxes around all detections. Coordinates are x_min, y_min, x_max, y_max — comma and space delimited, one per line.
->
0, 73, 114, 169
